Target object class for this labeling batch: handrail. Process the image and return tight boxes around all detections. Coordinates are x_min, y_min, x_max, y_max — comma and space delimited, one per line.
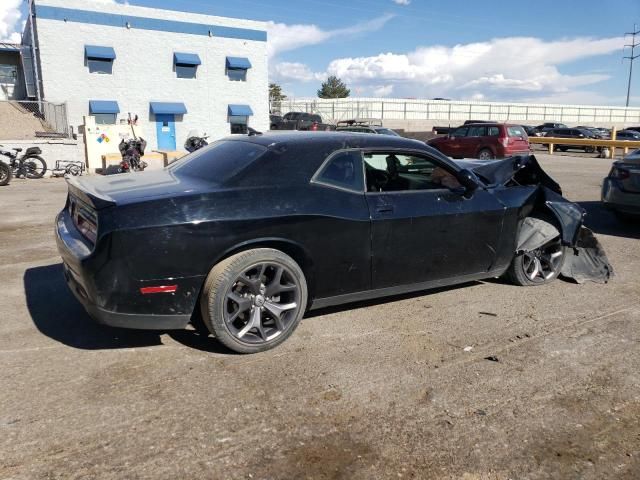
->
529, 137, 640, 158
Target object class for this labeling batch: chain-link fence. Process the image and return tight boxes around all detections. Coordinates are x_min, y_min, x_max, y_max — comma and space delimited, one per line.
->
274, 98, 640, 125
0, 100, 71, 139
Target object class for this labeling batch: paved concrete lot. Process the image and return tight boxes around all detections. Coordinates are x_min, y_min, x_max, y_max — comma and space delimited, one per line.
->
1, 154, 639, 480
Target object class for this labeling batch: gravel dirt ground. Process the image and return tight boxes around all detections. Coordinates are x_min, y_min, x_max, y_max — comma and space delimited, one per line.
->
0, 153, 639, 480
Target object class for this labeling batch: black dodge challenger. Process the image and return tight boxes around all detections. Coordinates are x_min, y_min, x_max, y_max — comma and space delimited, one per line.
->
56, 132, 611, 353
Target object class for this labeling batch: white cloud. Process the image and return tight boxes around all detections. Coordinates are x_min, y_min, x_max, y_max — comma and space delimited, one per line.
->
271, 62, 323, 83
321, 36, 624, 100
373, 84, 394, 96
393, 0, 411, 5
0, 0, 22, 43
266, 14, 394, 58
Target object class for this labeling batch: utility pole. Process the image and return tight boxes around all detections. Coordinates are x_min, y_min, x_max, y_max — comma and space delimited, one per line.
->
624, 24, 640, 107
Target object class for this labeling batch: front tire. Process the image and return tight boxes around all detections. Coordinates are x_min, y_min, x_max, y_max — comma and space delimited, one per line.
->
0, 163, 11, 186
506, 236, 566, 286
24, 156, 47, 178
200, 248, 308, 354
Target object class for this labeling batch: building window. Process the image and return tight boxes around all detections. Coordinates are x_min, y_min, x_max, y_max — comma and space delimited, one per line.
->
89, 100, 120, 124
225, 57, 251, 82
174, 53, 201, 79
88, 58, 113, 74
94, 113, 117, 125
227, 68, 247, 82
229, 115, 248, 134
0, 64, 17, 84
176, 64, 197, 79
85, 46, 116, 75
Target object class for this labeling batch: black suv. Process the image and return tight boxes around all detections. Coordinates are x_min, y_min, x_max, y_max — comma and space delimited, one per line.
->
545, 128, 598, 153
535, 122, 567, 135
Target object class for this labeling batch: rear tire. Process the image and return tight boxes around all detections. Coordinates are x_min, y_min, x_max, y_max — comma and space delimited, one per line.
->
477, 148, 494, 160
0, 162, 11, 186
200, 248, 308, 354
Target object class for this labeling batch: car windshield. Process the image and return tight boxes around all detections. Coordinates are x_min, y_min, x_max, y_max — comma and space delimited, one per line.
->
169, 140, 267, 183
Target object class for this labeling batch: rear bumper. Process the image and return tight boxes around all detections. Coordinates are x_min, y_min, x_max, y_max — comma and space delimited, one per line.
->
62, 263, 190, 329
601, 179, 640, 214
56, 211, 191, 330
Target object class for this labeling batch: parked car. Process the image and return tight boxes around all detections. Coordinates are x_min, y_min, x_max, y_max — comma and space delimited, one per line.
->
56, 132, 611, 353
625, 126, 640, 133
614, 130, 640, 141
522, 125, 542, 137
336, 119, 400, 136
601, 148, 640, 218
427, 123, 530, 160
535, 122, 567, 135
270, 112, 333, 131
269, 114, 282, 130
544, 128, 599, 153
576, 126, 608, 139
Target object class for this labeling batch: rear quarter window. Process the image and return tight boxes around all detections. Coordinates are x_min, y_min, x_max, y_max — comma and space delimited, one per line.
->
487, 126, 500, 136
507, 126, 526, 137
170, 140, 267, 183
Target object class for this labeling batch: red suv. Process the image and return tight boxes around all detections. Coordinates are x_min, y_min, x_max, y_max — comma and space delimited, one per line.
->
428, 123, 530, 160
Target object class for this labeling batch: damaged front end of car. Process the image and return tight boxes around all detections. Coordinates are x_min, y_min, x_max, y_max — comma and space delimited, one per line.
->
458, 155, 614, 284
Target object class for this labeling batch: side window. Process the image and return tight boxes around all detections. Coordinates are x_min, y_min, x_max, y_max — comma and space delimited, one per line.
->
363, 152, 461, 192
88, 58, 113, 74
452, 127, 468, 138
468, 126, 487, 137
313, 150, 364, 192
507, 126, 525, 137
488, 126, 500, 136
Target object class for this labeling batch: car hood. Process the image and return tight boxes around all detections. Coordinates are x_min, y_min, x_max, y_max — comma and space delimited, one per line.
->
453, 155, 562, 194
67, 169, 210, 209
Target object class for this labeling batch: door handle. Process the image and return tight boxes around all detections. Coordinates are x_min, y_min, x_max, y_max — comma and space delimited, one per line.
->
376, 206, 394, 214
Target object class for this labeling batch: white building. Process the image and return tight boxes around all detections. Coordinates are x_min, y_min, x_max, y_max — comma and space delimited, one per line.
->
25, 0, 269, 149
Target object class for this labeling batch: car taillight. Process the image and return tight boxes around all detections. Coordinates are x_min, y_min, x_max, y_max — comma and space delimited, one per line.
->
610, 167, 630, 180
69, 196, 98, 244
311, 122, 318, 131
500, 136, 509, 147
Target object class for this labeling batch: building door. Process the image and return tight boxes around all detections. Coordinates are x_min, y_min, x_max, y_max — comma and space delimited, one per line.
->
156, 114, 176, 150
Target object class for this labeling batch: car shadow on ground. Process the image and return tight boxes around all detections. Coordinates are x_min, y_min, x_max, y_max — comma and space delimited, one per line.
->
24, 263, 236, 354
24, 264, 165, 350
578, 201, 640, 240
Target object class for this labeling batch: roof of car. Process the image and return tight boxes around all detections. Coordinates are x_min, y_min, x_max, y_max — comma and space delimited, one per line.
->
224, 131, 425, 149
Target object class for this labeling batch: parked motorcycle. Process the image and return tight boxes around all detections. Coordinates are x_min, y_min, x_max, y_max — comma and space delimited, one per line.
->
0, 160, 11, 186
0, 145, 47, 179
118, 138, 148, 173
184, 131, 209, 153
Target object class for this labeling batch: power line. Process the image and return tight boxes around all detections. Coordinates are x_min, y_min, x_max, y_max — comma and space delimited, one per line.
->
624, 23, 640, 107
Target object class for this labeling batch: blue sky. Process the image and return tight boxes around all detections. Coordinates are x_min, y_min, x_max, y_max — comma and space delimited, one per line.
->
3, 0, 640, 105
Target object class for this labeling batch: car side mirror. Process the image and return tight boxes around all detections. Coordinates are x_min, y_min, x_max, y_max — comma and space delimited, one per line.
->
456, 169, 479, 197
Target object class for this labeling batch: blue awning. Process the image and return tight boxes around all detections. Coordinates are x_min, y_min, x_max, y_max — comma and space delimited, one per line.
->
228, 104, 254, 116
226, 57, 252, 70
174, 52, 201, 66
89, 100, 120, 114
85, 45, 116, 60
150, 102, 187, 115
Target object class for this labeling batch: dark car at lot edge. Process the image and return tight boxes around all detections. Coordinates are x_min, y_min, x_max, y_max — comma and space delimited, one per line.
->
614, 130, 640, 141
270, 112, 333, 131
602, 148, 640, 218
427, 123, 530, 160
335, 119, 400, 136
544, 127, 600, 153
535, 122, 567, 135
56, 131, 608, 353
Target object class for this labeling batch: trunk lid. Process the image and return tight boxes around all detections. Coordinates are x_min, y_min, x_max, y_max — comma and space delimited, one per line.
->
66, 169, 209, 209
